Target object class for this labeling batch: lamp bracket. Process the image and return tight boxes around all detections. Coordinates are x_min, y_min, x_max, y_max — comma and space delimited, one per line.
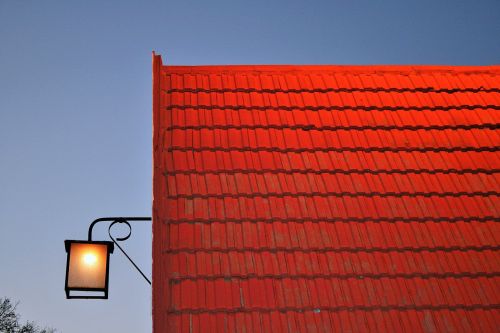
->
87, 217, 152, 285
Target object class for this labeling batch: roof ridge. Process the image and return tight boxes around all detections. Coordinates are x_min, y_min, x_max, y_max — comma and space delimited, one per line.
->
162, 64, 500, 74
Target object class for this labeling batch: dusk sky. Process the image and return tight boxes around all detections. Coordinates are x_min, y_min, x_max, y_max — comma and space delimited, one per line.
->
0, 1, 499, 332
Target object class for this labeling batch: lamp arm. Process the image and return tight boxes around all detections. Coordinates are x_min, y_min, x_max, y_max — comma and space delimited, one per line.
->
88, 217, 151, 241
87, 217, 152, 285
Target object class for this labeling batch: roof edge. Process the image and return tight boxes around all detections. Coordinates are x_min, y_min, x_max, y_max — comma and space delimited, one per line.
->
160, 64, 500, 74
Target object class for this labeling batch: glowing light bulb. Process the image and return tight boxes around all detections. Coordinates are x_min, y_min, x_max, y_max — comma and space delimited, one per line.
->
83, 253, 97, 266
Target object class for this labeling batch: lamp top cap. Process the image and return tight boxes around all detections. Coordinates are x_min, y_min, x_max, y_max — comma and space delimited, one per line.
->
64, 239, 114, 253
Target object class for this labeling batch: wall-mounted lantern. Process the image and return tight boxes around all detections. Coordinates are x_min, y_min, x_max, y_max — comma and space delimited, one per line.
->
64, 217, 151, 299
64, 240, 114, 299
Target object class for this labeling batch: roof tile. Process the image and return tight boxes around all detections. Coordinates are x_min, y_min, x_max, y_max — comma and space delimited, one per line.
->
153, 55, 500, 332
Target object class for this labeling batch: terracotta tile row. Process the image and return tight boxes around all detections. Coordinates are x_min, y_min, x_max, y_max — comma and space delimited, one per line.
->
164, 171, 499, 196
162, 71, 500, 91
162, 221, 499, 251
163, 91, 500, 109
165, 108, 499, 128
164, 309, 499, 333
168, 277, 499, 310
164, 196, 498, 220
164, 151, 499, 172
164, 128, 499, 150
166, 250, 499, 277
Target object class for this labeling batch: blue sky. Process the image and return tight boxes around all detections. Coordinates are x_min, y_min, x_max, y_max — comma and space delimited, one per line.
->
0, 1, 498, 332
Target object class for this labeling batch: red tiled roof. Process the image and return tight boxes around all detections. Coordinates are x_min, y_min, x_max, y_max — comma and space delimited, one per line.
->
152, 53, 500, 332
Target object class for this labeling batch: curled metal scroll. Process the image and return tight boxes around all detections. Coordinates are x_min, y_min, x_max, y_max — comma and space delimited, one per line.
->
109, 218, 132, 241
108, 218, 151, 285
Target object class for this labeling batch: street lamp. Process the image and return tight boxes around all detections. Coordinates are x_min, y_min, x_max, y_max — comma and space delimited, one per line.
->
64, 217, 151, 299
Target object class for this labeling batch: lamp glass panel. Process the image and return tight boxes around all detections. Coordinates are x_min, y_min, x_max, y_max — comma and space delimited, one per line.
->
67, 243, 109, 289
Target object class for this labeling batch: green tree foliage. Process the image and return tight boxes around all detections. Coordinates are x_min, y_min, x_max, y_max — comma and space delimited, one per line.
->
0, 298, 55, 333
